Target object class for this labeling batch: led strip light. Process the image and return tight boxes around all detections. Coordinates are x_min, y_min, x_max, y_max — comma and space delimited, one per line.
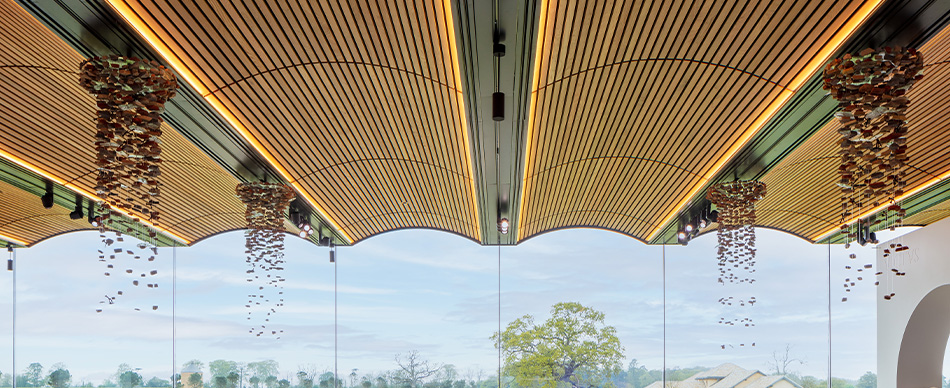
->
644, 0, 885, 242
109, 0, 482, 244
0, 149, 191, 245
812, 170, 950, 241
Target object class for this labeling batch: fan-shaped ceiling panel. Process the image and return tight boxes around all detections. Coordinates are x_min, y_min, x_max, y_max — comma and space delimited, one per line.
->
106, 0, 480, 244
0, 179, 93, 247
0, 0, 256, 245
757, 23, 950, 241
517, 0, 881, 242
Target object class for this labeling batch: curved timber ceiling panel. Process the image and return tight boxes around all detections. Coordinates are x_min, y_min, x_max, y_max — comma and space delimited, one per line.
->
108, 0, 480, 244
757, 22, 950, 241
518, 0, 879, 242
0, 0, 250, 245
0, 180, 94, 247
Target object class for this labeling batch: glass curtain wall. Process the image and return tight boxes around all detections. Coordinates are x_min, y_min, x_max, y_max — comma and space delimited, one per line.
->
5, 226, 930, 388
5, 231, 173, 388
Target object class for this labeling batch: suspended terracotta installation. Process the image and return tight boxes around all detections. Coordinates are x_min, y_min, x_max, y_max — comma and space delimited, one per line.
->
706, 180, 766, 284
81, 55, 178, 311
707, 180, 765, 350
236, 181, 295, 337
823, 47, 923, 301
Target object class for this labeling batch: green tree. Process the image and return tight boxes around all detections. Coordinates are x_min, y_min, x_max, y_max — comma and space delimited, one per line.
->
493, 302, 624, 388
277, 380, 290, 388
47, 368, 72, 388
227, 373, 240, 388
213, 377, 228, 388
856, 372, 876, 388
246, 362, 278, 381
184, 361, 205, 375
249, 377, 261, 388
119, 372, 143, 388
188, 374, 203, 388
100, 379, 118, 388
209, 362, 237, 380
145, 377, 171, 387
25, 363, 45, 387
264, 376, 278, 388
171, 375, 183, 388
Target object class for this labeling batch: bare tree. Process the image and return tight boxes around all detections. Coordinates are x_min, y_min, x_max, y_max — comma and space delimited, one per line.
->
768, 344, 805, 376
393, 351, 443, 388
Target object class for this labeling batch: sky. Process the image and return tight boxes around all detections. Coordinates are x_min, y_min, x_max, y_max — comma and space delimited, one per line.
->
0, 225, 929, 385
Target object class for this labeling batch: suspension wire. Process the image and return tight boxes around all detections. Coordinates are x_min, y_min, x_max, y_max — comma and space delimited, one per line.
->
498, 244, 502, 388
334, 246, 338, 387
11, 247, 16, 388
173, 244, 177, 385
662, 244, 666, 388
827, 241, 832, 388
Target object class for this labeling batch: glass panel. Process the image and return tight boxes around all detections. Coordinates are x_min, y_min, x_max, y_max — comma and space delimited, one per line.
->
10, 231, 173, 388
830, 226, 919, 387
503, 229, 664, 388
665, 229, 829, 386
175, 230, 498, 388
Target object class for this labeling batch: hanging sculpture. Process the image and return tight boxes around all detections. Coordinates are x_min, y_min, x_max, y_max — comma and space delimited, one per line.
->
236, 181, 295, 338
81, 55, 178, 312
707, 180, 765, 350
823, 47, 923, 301
706, 180, 766, 284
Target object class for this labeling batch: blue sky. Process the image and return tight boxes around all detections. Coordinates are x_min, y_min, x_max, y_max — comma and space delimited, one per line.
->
0, 226, 923, 384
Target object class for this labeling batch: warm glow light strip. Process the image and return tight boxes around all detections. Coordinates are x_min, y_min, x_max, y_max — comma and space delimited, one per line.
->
516, 0, 549, 242
811, 170, 950, 241
0, 232, 30, 247
644, 0, 885, 242
0, 149, 192, 245
106, 0, 354, 244
443, 0, 483, 241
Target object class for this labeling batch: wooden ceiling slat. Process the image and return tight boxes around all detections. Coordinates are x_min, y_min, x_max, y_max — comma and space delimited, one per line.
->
520, 0, 874, 241
0, 0, 258, 244
758, 23, 950, 238
117, 0, 481, 242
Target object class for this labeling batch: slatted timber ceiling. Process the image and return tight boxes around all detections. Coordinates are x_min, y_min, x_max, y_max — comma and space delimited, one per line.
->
904, 200, 950, 226
108, 0, 480, 244
0, 0, 258, 245
518, 0, 879, 242
0, 180, 94, 246
757, 21, 950, 241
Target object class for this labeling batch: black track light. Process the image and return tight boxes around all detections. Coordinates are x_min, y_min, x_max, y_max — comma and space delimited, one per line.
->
41, 180, 54, 209
69, 195, 84, 220
708, 210, 719, 223
492, 92, 505, 121
498, 218, 510, 234
6, 244, 12, 271
87, 201, 98, 226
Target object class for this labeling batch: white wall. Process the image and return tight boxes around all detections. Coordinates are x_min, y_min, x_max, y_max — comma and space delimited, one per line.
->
878, 216, 950, 388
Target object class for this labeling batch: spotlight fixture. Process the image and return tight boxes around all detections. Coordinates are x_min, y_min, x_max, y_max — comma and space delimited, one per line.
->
297, 223, 314, 239
69, 194, 84, 220
329, 243, 336, 263
699, 218, 708, 229
498, 218, 510, 234
709, 210, 719, 223
6, 243, 12, 271
41, 180, 54, 209
684, 223, 694, 233
87, 201, 98, 227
